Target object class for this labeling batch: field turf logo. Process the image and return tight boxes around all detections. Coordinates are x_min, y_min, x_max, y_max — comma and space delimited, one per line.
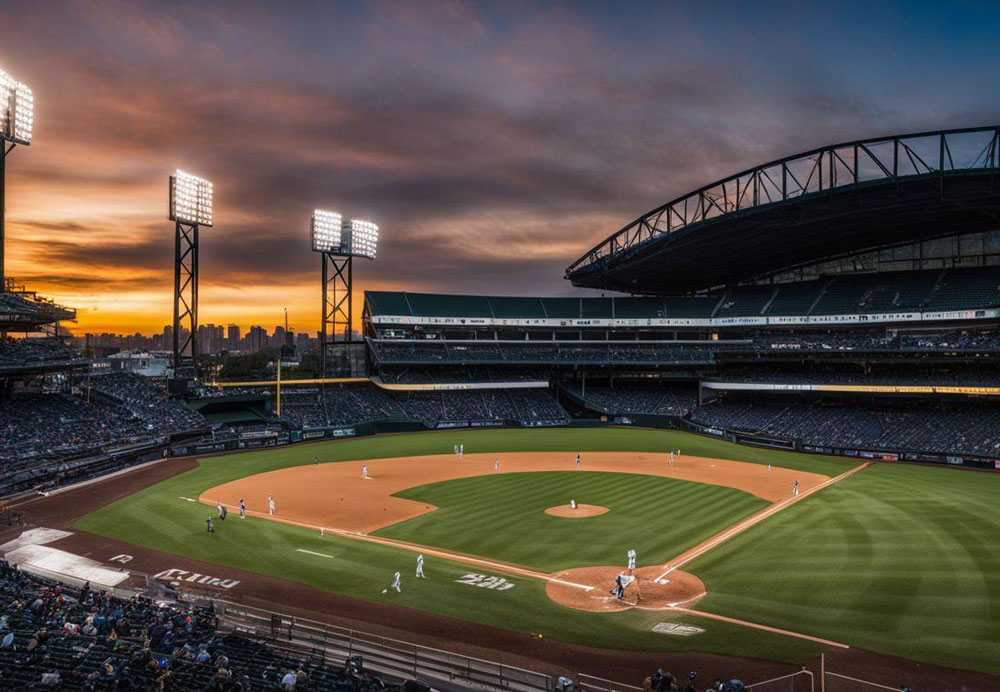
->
652, 622, 705, 637
455, 573, 516, 591
154, 568, 240, 590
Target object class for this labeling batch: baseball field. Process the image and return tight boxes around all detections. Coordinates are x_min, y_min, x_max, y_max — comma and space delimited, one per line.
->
71, 427, 1000, 676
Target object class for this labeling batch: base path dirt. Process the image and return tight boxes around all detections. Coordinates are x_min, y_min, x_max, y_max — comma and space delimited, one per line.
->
547, 566, 706, 612
200, 452, 826, 535
544, 504, 608, 518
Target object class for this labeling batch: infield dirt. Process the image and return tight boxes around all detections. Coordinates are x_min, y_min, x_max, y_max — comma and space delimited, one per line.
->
199, 451, 826, 534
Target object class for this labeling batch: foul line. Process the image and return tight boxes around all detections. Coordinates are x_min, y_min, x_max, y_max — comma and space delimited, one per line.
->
671, 606, 849, 649
197, 498, 594, 592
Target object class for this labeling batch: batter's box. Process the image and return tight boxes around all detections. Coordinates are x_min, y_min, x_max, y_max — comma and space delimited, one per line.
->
652, 622, 705, 636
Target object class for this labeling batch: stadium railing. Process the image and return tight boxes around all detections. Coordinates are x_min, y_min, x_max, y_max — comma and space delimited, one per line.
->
576, 672, 644, 692
211, 599, 554, 692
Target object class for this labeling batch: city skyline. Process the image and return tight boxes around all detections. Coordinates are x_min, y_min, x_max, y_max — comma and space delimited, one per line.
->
2, 1, 1000, 335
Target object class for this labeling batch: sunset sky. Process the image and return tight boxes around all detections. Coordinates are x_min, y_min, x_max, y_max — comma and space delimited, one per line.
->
2, 0, 998, 335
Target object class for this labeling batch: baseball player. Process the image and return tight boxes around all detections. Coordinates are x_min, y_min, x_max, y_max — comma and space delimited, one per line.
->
668, 451, 674, 466
416, 554, 425, 579
384, 571, 401, 594
575, 453, 581, 469
362, 463, 368, 479
454, 444, 459, 456
767, 462, 771, 472
239, 498, 246, 518
216, 501, 224, 518
205, 516, 214, 533
268, 495, 275, 515
793, 479, 799, 496
627, 548, 637, 571
570, 499, 577, 509
493, 456, 499, 473
219, 505, 227, 521
314, 456, 318, 466
459, 444, 464, 459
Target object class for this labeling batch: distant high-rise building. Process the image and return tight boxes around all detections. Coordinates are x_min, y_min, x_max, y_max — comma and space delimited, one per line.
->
227, 324, 240, 351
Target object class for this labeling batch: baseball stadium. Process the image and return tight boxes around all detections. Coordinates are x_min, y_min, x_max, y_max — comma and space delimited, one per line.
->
4, 123, 1000, 692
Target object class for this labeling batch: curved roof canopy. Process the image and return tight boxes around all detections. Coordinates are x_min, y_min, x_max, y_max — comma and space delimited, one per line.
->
567, 126, 1000, 293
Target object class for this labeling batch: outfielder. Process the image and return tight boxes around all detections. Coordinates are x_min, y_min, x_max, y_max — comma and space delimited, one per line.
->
627, 548, 637, 571
384, 571, 401, 593
216, 501, 224, 518
205, 516, 214, 533
416, 554, 425, 578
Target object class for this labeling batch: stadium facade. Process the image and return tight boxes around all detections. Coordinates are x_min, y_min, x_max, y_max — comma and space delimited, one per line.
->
349, 126, 1000, 469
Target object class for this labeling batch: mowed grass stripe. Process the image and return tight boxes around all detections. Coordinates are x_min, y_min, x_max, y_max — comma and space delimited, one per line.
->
375, 471, 768, 572
689, 463, 1000, 675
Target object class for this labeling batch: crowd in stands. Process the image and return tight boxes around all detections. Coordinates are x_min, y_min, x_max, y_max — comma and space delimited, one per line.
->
0, 339, 86, 372
88, 373, 206, 434
0, 373, 208, 494
0, 561, 396, 690
688, 401, 1000, 457
570, 386, 697, 416
279, 385, 570, 429
706, 367, 1000, 386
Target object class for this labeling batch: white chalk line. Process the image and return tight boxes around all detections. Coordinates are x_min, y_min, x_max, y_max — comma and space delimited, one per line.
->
296, 549, 335, 559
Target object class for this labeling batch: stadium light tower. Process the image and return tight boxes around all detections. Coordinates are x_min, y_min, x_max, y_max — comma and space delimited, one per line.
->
168, 170, 213, 373
310, 211, 378, 375
0, 67, 34, 290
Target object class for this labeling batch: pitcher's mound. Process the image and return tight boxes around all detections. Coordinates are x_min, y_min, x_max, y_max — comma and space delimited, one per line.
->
547, 565, 705, 612
544, 504, 608, 518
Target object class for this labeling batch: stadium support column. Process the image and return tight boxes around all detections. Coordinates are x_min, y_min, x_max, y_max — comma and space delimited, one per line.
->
173, 220, 199, 374
320, 252, 352, 377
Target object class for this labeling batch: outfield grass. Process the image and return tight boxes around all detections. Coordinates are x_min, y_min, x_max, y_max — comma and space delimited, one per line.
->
376, 471, 767, 571
690, 462, 1000, 675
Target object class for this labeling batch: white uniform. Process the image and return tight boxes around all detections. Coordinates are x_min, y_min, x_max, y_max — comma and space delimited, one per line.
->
267, 496, 275, 516
390, 571, 401, 592
570, 499, 577, 509
575, 453, 580, 468
362, 463, 368, 479
793, 479, 799, 496
669, 451, 674, 465
494, 457, 499, 473
459, 444, 464, 458
416, 554, 425, 578
454, 445, 458, 455
627, 549, 636, 571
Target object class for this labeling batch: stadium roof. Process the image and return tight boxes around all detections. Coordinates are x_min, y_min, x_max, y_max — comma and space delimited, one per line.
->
566, 125, 1000, 294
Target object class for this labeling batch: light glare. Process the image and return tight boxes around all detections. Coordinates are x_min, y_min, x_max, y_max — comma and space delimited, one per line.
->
311, 209, 343, 252
0, 68, 33, 145
170, 169, 214, 226
344, 219, 378, 259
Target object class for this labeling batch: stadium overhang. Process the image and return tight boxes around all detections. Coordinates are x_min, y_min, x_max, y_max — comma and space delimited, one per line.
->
567, 126, 1000, 293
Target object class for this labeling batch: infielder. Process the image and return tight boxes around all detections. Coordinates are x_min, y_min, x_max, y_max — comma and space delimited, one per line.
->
493, 456, 499, 473
362, 463, 368, 479
239, 498, 246, 519
267, 495, 275, 516
575, 453, 581, 469
416, 554, 425, 578
216, 502, 224, 518
459, 444, 464, 458
384, 571, 401, 593
627, 548, 637, 571
793, 479, 799, 496
454, 444, 459, 456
